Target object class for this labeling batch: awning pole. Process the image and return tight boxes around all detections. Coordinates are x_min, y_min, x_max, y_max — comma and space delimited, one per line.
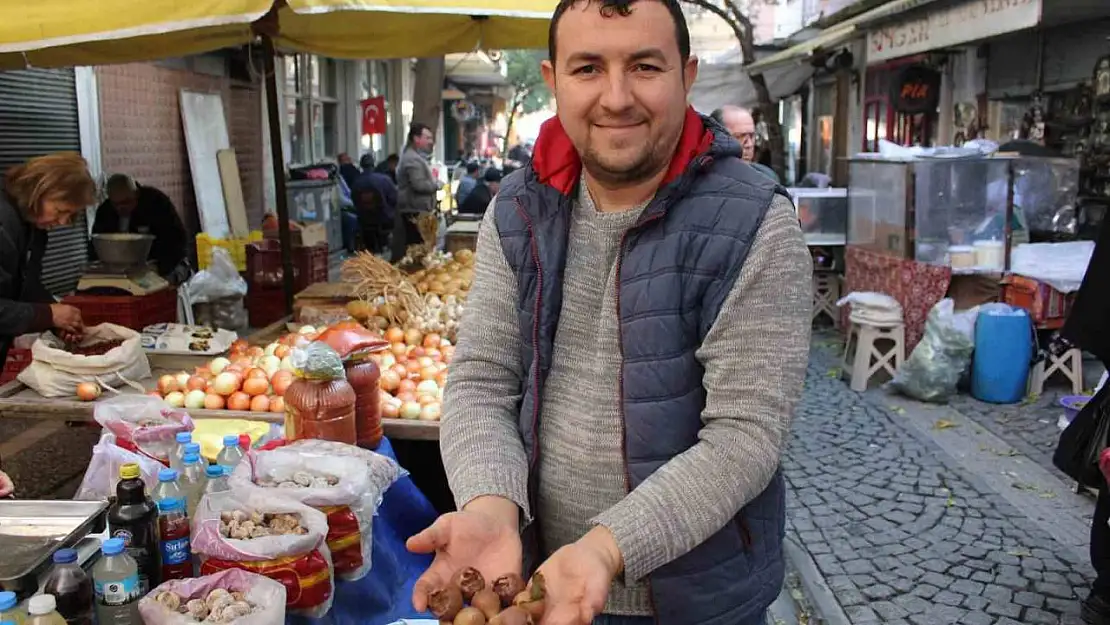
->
261, 33, 296, 316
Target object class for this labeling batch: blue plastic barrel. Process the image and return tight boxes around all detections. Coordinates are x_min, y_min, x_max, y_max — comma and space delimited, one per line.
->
971, 307, 1033, 404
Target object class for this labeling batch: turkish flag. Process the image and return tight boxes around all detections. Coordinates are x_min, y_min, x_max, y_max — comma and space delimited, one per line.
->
361, 96, 386, 135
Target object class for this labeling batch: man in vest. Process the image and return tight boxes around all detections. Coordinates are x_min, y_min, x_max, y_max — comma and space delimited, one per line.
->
407, 0, 811, 623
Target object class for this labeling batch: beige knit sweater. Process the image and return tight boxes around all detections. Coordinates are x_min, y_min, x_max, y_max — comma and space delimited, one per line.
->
440, 184, 811, 615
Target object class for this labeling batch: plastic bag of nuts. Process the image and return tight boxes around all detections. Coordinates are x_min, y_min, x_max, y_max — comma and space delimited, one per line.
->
191, 490, 334, 619
137, 569, 286, 625
228, 448, 376, 581
427, 567, 547, 625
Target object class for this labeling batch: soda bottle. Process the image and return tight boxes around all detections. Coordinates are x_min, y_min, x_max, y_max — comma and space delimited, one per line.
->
25, 595, 65, 625
179, 452, 205, 519
203, 465, 229, 496
91, 539, 141, 625
106, 463, 159, 593
43, 548, 94, 625
216, 435, 245, 472
152, 469, 192, 580
0, 591, 26, 625
170, 432, 192, 472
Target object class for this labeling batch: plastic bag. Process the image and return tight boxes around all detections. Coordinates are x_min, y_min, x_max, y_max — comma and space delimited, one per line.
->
283, 439, 404, 507
229, 448, 376, 581
290, 342, 345, 381
887, 299, 978, 403
193, 489, 334, 618
75, 433, 164, 501
17, 324, 151, 398
1055, 383, 1110, 488
138, 569, 286, 625
94, 395, 194, 463
188, 248, 249, 303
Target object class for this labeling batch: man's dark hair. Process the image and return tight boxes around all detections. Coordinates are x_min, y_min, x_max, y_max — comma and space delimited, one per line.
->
359, 153, 376, 170
466, 162, 480, 174
709, 108, 725, 125
106, 173, 137, 194
548, 0, 691, 64
386, 153, 399, 164
407, 122, 431, 144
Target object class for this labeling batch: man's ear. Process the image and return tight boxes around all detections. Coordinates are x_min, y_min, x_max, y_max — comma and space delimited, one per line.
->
542, 58, 556, 93
682, 55, 699, 93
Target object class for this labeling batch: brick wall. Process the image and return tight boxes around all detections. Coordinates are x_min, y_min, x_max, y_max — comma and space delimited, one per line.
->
96, 63, 265, 246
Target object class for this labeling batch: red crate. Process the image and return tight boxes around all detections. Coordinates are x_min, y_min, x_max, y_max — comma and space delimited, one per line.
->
1001, 275, 1075, 330
63, 288, 178, 331
247, 287, 288, 328
1, 348, 31, 384
245, 240, 328, 292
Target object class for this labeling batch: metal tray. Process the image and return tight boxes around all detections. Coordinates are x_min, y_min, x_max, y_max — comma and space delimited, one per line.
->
0, 500, 108, 597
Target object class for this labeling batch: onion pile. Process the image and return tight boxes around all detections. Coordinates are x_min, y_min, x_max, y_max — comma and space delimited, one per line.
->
373, 326, 453, 422
148, 328, 321, 413
409, 249, 475, 299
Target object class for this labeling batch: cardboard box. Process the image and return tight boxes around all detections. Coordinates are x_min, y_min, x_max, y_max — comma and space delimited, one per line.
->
264, 221, 328, 247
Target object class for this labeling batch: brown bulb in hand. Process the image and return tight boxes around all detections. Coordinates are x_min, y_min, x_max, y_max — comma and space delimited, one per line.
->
429, 586, 464, 621
488, 606, 532, 625
452, 567, 486, 601
453, 606, 487, 625
470, 589, 502, 620
492, 573, 526, 607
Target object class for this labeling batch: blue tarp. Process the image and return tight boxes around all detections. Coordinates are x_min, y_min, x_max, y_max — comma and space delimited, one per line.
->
288, 437, 436, 625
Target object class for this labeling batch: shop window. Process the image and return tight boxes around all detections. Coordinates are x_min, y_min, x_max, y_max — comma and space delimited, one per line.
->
862, 58, 938, 151
283, 54, 340, 164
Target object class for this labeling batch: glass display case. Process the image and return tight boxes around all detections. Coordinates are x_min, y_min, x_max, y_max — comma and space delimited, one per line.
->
788, 188, 848, 246
849, 156, 1026, 272
1012, 157, 1081, 238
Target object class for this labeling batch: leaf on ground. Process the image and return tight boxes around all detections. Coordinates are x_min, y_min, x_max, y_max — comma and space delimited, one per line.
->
1039, 491, 1058, 499
826, 367, 841, 378
1021, 394, 1040, 405
934, 419, 958, 430
1012, 481, 1040, 491
1008, 549, 1032, 557
890, 405, 907, 415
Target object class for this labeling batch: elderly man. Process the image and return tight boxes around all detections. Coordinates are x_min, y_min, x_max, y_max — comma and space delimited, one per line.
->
407, 0, 811, 623
90, 174, 190, 284
711, 106, 780, 183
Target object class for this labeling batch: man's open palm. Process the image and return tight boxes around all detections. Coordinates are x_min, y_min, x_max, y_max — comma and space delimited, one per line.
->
406, 510, 523, 612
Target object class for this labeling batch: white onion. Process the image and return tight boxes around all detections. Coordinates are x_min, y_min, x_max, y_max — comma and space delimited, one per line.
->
174, 372, 191, 389
416, 380, 440, 396
164, 391, 186, 408
209, 357, 230, 375
211, 372, 240, 396
184, 389, 207, 410
400, 401, 422, 420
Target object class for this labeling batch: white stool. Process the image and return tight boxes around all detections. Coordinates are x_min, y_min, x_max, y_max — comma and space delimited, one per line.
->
842, 320, 906, 392
812, 272, 840, 327
1029, 348, 1084, 395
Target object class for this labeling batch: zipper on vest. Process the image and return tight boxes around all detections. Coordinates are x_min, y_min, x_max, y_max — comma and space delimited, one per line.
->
614, 212, 664, 623
737, 514, 753, 552
513, 199, 544, 483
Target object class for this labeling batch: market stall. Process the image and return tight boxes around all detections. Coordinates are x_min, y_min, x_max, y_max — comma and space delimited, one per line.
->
843, 152, 1083, 348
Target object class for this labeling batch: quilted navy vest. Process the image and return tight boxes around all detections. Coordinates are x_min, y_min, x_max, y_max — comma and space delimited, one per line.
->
493, 118, 790, 625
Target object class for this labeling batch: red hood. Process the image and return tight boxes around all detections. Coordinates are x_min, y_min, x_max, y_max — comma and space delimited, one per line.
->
530, 106, 714, 196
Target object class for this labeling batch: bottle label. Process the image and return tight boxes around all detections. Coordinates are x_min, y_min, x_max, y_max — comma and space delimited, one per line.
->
160, 536, 191, 565
95, 575, 140, 606
111, 528, 134, 547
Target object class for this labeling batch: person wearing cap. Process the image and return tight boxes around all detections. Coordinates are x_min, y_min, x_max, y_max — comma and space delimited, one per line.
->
457, 168, 501, 216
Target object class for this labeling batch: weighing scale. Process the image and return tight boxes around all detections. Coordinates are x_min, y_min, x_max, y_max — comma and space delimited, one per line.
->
76, 260, 170, 295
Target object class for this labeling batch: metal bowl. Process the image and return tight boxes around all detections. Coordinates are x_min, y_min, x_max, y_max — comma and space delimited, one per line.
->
91, 233, 155, 268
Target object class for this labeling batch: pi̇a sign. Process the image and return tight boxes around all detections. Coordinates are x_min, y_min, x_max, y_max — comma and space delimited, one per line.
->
891, 64, 942, 114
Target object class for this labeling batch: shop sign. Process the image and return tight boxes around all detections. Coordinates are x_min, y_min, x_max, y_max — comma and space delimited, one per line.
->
867, 0, 1042, 64
891, 65, 942, 114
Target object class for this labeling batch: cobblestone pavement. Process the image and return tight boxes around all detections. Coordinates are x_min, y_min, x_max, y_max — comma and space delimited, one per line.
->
787, 340, 1093, 625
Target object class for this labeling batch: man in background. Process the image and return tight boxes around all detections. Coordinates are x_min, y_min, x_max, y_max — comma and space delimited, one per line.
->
394, 122, 440, 260
457, 168, 500, 216
354, 153, 398, 253
376, 153, 400, 183
90, 174, 190, 284
337, 152, 361, 191
455, 162, 481, 208
711, 106, 780, 183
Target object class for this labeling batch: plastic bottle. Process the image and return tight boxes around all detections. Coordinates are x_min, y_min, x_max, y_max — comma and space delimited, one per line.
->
170, 432, 192, 472
152, 469, 192, 580
43, 548, 94, 625
25, 595, 66, 625
106, 463, 159, 593
92, 538, 141, 625
216, 435, 245, 472
184, 442, 202, 463
179, 453, 205, 520
204, 464, 230, 496
0, 591, 26, 625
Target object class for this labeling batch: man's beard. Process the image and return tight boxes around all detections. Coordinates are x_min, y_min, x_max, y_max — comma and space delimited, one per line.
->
581, 142, 669, 186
